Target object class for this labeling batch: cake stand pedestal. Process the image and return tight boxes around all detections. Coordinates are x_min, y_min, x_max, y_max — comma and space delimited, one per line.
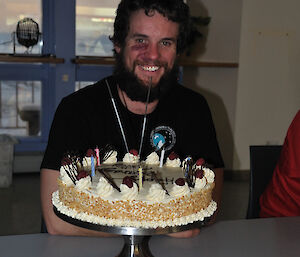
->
54, 206, 208, 257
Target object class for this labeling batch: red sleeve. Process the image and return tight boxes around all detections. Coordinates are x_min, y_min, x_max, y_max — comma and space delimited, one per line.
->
260, 110, 300, 217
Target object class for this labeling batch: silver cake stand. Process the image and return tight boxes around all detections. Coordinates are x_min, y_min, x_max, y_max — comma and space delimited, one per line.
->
54, 206, 209, 257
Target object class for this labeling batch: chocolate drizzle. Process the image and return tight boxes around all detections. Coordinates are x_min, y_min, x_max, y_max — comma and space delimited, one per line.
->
98, 167, 121, 192
151, 171, 169, 195
61, 154, 79, 184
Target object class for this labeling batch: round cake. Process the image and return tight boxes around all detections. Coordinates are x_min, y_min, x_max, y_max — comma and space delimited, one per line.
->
52, 149, 217, 229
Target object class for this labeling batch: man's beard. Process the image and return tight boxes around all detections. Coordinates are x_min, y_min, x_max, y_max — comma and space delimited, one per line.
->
113, 52, 179, 103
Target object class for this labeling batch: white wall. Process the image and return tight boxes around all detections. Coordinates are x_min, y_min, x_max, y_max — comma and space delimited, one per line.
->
234, 0, 300, 170
184, 0, 242, 170
184, 0, 300, 171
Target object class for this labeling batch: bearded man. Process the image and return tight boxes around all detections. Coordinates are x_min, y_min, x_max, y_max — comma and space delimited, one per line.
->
40, 0, 224, 238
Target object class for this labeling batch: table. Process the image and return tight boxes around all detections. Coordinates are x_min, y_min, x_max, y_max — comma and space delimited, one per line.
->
0, 217, 299, 257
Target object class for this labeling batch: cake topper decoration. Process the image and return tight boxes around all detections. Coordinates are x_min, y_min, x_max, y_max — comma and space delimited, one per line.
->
182, 156, 195, 187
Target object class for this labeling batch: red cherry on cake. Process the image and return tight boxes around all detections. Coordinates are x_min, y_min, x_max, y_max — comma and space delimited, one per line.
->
129, 149, 138, 156
196, 158, 205, 166
86, 148, 95, 157
122, 176, 134, 188
77, 170, 89, 180
175, 178, 185, 186
195, 169, 204, 179
168, 151, 179, 160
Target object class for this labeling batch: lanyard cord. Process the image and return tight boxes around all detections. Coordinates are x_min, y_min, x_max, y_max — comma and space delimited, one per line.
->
106, 78, 152, 156
105, 79, 130, 154
138, 77, 152, 157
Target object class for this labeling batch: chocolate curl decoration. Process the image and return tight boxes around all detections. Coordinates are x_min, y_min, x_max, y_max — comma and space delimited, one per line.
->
61, 155, 77, 184
182, 156, 195, 187
99, 144, 116, 163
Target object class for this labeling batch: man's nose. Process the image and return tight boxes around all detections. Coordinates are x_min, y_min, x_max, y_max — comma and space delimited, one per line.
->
145, 43, 160, 60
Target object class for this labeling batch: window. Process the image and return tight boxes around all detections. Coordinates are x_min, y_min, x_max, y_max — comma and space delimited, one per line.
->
76, 0, 119, 56
0, 0, 115, 152
0, 80, 41, 136
0, 0, 42, 54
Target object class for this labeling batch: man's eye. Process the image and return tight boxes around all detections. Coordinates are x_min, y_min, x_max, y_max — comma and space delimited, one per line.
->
161, 41, 172, 47
136, 38, 145, 44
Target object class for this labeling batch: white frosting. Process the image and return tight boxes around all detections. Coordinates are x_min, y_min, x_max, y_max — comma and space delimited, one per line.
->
120, 183, 139, 200
204, 167, 215, 183
123, 153, 140, 163
147, 183, 167, 201
53, 190, 217, 229
170, 182, 190, 197
75, 176, 91, 191
60, 166, 74, 186
96, 177, 114, 197
194, 177, 207, 190
165, 157, 181, 167
81, 157, 97, 170
145, 152, 160, 165
103, 151, 118, 164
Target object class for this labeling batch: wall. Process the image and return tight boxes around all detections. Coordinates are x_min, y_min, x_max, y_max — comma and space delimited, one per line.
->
184, 0, 300, 171
184, 0, 242, 170
234, 0, 300, 170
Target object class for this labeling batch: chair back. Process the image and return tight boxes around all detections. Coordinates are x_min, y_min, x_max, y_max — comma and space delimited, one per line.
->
246, 145, 282, 219
40, 216, 48, 233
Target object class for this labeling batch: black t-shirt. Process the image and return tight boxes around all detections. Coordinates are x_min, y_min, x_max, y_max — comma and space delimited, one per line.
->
41, 76, 224, 170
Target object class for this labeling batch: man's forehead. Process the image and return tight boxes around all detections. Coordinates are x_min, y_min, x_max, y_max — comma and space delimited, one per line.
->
127, 9, 179, 38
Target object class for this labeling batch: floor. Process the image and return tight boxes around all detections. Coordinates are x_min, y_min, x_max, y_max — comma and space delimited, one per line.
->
0, 173, 250, 236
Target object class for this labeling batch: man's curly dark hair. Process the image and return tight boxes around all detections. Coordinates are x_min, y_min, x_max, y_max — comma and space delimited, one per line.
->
110, 0, 193, 54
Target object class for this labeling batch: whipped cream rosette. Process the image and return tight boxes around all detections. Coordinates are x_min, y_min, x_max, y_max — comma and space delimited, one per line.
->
145, 152, 160, 165
170, 178, 191, 197
165, 151, 181, 167
147, 183, 167, 201
123, 149, 140, 163
194, 169, 207, 190
96, 176, 115, 197
75, 175, 91, 191
120, 176, 139, 200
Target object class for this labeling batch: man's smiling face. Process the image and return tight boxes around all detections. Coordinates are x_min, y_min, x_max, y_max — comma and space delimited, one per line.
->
115, 9, 179, 87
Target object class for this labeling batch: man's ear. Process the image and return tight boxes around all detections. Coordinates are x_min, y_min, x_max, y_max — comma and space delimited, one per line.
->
114, 44, 121, 54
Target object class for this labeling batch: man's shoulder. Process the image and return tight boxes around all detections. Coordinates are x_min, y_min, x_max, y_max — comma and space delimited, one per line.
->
172, 82, 207, 104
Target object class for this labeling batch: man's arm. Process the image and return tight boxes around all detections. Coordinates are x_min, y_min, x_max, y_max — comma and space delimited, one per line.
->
40, 168, 118, 237
167, 167, 224, 238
